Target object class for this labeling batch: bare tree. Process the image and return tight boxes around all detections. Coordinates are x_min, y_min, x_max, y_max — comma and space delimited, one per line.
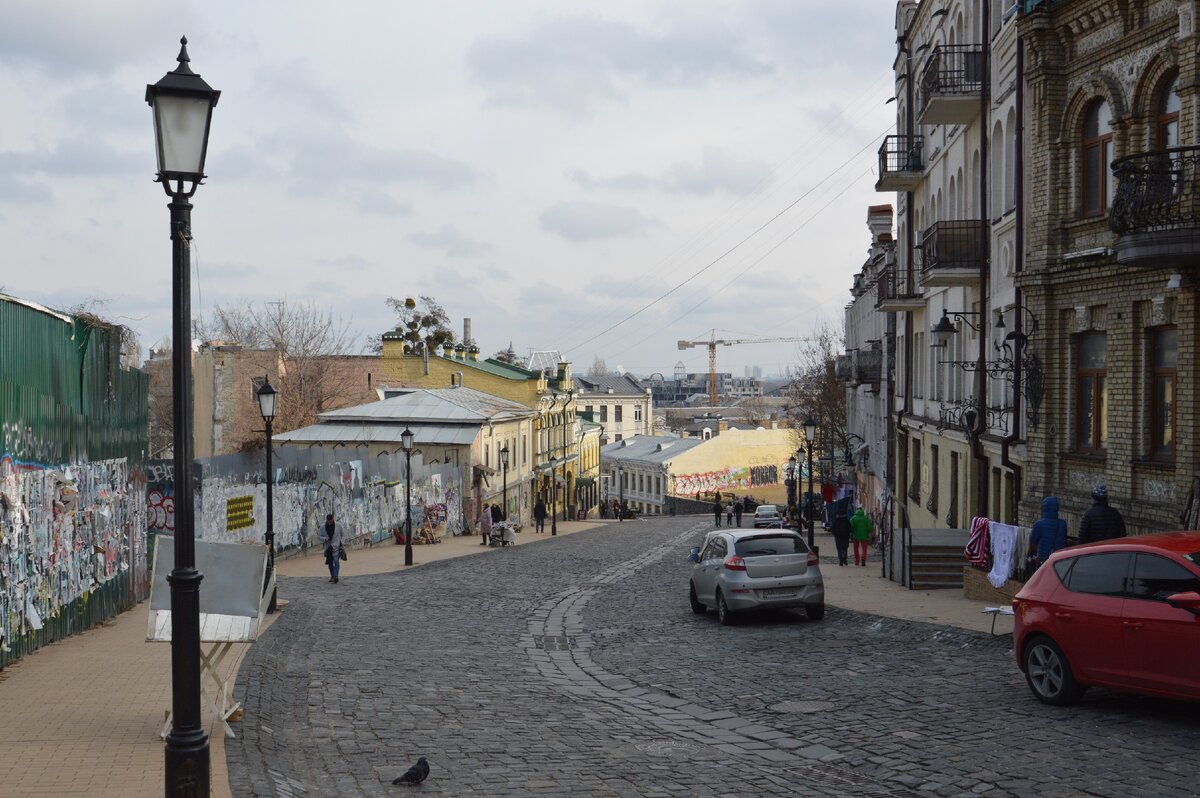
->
788, 320, 847, 462
197, 298, 362, 437
377, 295, 456, 355
145, 342, 174, 458
587, 356, 610, 378
492, 342, 521, 365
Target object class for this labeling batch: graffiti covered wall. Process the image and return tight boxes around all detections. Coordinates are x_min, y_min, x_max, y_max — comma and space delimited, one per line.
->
192, 446, 466, 555
0, 294, 149, 668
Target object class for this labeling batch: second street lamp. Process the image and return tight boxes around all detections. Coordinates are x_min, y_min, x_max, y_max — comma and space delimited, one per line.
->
803, 416, 817, 550
147, 35, 220, 798
500, 443, 509, 522
401, 427, 415, 567
256, 377, 278, 613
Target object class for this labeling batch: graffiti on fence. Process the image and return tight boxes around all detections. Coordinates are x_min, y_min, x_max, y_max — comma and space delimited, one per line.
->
0, 455, 147, 655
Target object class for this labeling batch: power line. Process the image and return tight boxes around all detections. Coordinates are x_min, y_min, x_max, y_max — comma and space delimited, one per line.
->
563, 125, 892, 355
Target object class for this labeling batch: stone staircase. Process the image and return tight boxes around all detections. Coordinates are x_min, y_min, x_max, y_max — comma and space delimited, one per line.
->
909, 543, 966, 590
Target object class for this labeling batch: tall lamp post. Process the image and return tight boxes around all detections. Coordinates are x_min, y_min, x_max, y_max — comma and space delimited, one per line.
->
401, 427, 415, 566
617, 464, 623, 523
500, 443, 509, 521
256, 378, 278, 613
148, 36, 219, 797
551, 463, 558, 536
804, 416, 817, 550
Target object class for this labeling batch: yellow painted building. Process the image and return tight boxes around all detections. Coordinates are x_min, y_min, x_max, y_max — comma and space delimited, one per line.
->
382, 339, 589, 519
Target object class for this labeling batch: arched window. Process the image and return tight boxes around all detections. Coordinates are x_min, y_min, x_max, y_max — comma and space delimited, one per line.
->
1157, 74, 1180, 149
1081, 100, 1114, 216
991, 120, 1004, 216
948, 176, 957, 221
956, 167, 965, 217
1005, 108, 1017, 210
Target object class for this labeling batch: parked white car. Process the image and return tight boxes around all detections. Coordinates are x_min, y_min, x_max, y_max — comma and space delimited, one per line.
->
688, 529, 825, 624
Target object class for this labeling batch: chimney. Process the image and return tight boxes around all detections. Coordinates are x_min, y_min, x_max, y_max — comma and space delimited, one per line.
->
463, 318, 472, 346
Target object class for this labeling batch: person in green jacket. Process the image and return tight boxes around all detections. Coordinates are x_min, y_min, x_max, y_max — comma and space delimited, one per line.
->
849, 507, 873, 566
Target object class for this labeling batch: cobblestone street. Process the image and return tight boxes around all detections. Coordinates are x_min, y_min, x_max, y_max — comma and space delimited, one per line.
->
228, 518, 1200, 798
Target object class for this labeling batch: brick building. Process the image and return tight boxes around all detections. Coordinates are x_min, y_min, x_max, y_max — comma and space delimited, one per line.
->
1016, 0, 1200, 533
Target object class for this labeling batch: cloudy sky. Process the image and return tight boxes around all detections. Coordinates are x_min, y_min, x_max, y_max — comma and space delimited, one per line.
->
0, 0, 896, 378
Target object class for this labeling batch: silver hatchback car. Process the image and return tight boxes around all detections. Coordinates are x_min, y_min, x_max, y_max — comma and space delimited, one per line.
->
688, 529, 824, 624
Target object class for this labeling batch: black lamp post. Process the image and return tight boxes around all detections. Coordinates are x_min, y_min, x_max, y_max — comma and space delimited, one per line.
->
551, 463, 558, 536
500, 443, 509, 521
787, 454, 798, 525
147, 35, 219, 798
804, 416, 817, 550
256, 377, 278, 613
401, 427, 415, 566
617, 463, 623, 523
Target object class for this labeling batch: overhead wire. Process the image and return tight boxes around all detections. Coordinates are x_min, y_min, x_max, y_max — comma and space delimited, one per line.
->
563, 124, 892, 355
551, 74, 895, 345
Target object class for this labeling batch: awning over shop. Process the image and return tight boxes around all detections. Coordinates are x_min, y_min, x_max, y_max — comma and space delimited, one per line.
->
574, 476, 596, 487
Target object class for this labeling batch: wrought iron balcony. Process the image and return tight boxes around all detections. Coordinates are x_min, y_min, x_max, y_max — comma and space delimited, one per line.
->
919, 220, 986, 287
917, 45, 983, 126
876, 135, 924, 191
853, 348, 882, 386
1110, 145, 1200, 268
835, 353, 854, 382
875, 264, 924, 311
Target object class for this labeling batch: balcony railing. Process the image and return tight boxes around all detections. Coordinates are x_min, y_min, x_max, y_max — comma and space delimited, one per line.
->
1110, 146, 1200, 267
875, 264, 923, 311
918, 45, 983, 126
919, 220, 986, 286
854, 348, 883, 385
876, 135, 924, 191
835, 353, 854, 382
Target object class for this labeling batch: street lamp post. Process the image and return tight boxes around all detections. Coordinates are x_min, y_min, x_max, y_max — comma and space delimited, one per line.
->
551, 463, 558, 536
804, 416, 817, 550
617, 463, 624, 522
787, 454, 798, 526
256, 378, 278, 613
147, 36, 220, 798
500, 444, 509, 521
401, 427, 415, 566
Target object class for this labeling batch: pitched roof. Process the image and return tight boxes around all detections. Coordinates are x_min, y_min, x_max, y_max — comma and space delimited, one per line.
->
317, 386, 532, 423
600, 435, 702, 464
573, 373, 647, 396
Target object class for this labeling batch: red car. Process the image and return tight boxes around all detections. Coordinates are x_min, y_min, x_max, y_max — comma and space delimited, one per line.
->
1013, 531, 1200, 705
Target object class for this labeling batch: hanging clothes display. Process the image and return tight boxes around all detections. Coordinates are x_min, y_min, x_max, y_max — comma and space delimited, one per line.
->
964, 515, 990, 567
988, 522, 1020, 588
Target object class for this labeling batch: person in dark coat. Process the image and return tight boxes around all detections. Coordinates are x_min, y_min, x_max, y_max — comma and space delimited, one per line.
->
491, 501, 504, 524
534, 498, 547, 533
1029, 496, 1068, 564
733, 499, 744, 527
713, 498, 723, 527
831, 507, 852, 566
1077, 485, 1126, 544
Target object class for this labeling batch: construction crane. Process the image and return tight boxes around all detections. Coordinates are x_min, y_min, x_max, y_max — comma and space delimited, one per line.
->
678, 330, 813, 407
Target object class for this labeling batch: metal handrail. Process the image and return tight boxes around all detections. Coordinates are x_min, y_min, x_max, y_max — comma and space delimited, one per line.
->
919, 44, 984, 102
878, 134, 924, 175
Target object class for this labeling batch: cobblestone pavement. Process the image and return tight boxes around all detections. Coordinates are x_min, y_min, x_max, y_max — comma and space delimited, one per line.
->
228, 517, 1200, 798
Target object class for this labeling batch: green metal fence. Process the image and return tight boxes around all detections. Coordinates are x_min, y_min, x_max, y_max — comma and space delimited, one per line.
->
0, 294, 149, 669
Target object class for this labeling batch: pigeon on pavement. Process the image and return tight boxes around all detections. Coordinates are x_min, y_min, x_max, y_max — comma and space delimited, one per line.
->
392, 757, 430, 786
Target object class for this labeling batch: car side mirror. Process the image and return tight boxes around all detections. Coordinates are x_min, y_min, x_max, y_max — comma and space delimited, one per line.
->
1166, 590, 1200, 616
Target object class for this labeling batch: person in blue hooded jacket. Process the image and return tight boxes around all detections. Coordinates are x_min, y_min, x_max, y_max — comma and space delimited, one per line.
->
1028, 496, 1068, 565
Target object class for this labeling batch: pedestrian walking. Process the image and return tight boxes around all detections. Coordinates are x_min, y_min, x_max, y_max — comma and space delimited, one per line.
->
1077, 485, 1126, 544
534, 498, 547, 533
726, 499, 734, 527
491, 501, 504, 524
480, 503, 492, 546
850, 507, 873, 566
1028, 496, 1068, 567
733, 499, 744, 527
831, 507, 851, 566
319, 513, 345, 584
713, 497, 723, 527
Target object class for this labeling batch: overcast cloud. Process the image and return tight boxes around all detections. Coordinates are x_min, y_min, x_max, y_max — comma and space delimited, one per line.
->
0, 0, 896, 377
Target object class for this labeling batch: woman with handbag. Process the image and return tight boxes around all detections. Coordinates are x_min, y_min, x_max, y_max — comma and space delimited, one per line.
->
320, 513, 346, 584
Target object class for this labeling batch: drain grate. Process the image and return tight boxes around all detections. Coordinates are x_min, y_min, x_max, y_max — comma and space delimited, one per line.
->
635, 740, 708, 759
534, 635, 575, 651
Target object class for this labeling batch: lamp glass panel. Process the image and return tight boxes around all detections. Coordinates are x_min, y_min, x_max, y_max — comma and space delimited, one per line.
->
154, 95, 210, 174
257, 387, 277, 419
